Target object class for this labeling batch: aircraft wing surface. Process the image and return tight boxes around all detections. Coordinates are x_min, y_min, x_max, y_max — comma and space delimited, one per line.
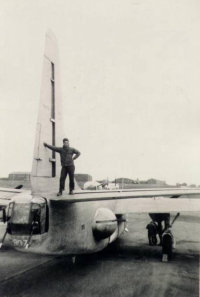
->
0, 187, 24, 206
59, 188, 200, 213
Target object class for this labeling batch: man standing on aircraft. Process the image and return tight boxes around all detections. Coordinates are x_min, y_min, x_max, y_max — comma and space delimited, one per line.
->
44, 138, 81, 196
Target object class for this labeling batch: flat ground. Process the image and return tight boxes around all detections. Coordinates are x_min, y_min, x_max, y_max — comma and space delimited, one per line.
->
0, 213, 199, 297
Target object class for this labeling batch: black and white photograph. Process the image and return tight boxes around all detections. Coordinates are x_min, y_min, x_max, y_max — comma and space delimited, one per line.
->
0, 1, 200, 296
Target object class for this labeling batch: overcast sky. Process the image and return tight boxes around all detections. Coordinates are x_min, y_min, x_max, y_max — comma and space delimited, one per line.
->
1, 0, 200, 185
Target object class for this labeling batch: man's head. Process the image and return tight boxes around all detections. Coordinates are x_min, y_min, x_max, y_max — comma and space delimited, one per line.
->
63, 138, 69, 147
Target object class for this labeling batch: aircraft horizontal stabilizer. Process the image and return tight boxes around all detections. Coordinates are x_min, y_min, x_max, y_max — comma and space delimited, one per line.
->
55, 188, 200, 213
0, 187, 23, 202
113, 197, 200, 214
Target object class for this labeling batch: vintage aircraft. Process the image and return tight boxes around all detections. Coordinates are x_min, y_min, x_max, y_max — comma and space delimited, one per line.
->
83, 180, 119, 190
0, 31, 200, 261
83, 181, 103, 190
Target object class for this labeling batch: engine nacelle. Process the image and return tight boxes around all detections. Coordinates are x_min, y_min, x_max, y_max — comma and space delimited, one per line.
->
92, 208, 117, 240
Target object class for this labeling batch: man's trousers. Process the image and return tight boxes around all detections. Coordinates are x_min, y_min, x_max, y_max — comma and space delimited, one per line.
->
59, 165, 75, 192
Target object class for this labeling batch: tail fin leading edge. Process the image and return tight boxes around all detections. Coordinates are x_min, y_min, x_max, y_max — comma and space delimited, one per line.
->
31, 31, 63, 195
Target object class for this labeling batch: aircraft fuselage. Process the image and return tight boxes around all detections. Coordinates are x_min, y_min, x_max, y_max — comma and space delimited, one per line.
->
5, 192, 126, 255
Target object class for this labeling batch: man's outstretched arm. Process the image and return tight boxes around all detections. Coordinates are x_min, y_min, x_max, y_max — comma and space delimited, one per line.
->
43, 142, 61, 153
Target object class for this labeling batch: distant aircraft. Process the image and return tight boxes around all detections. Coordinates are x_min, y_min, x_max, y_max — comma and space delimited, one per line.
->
83, 181, 103, 190
0, 31, 200, 261
83, 180, 119, 191
104, 182, 119, 190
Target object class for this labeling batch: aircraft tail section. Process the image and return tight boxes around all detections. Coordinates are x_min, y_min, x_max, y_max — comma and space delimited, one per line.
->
31, 31, 80, 195
31, 31, 63, 194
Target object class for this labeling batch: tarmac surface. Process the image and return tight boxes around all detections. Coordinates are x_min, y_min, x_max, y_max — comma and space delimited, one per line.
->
0, 213, 199, 297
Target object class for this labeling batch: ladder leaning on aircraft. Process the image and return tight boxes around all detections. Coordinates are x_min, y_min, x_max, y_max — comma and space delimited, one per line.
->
0, 31, 200, 261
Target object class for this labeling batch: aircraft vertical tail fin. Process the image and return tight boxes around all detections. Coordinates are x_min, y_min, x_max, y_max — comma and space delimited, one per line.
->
31, 31, 63, 195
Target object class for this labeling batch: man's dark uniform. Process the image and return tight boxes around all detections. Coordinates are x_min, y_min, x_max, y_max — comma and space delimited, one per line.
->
45, 143, 80, 194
